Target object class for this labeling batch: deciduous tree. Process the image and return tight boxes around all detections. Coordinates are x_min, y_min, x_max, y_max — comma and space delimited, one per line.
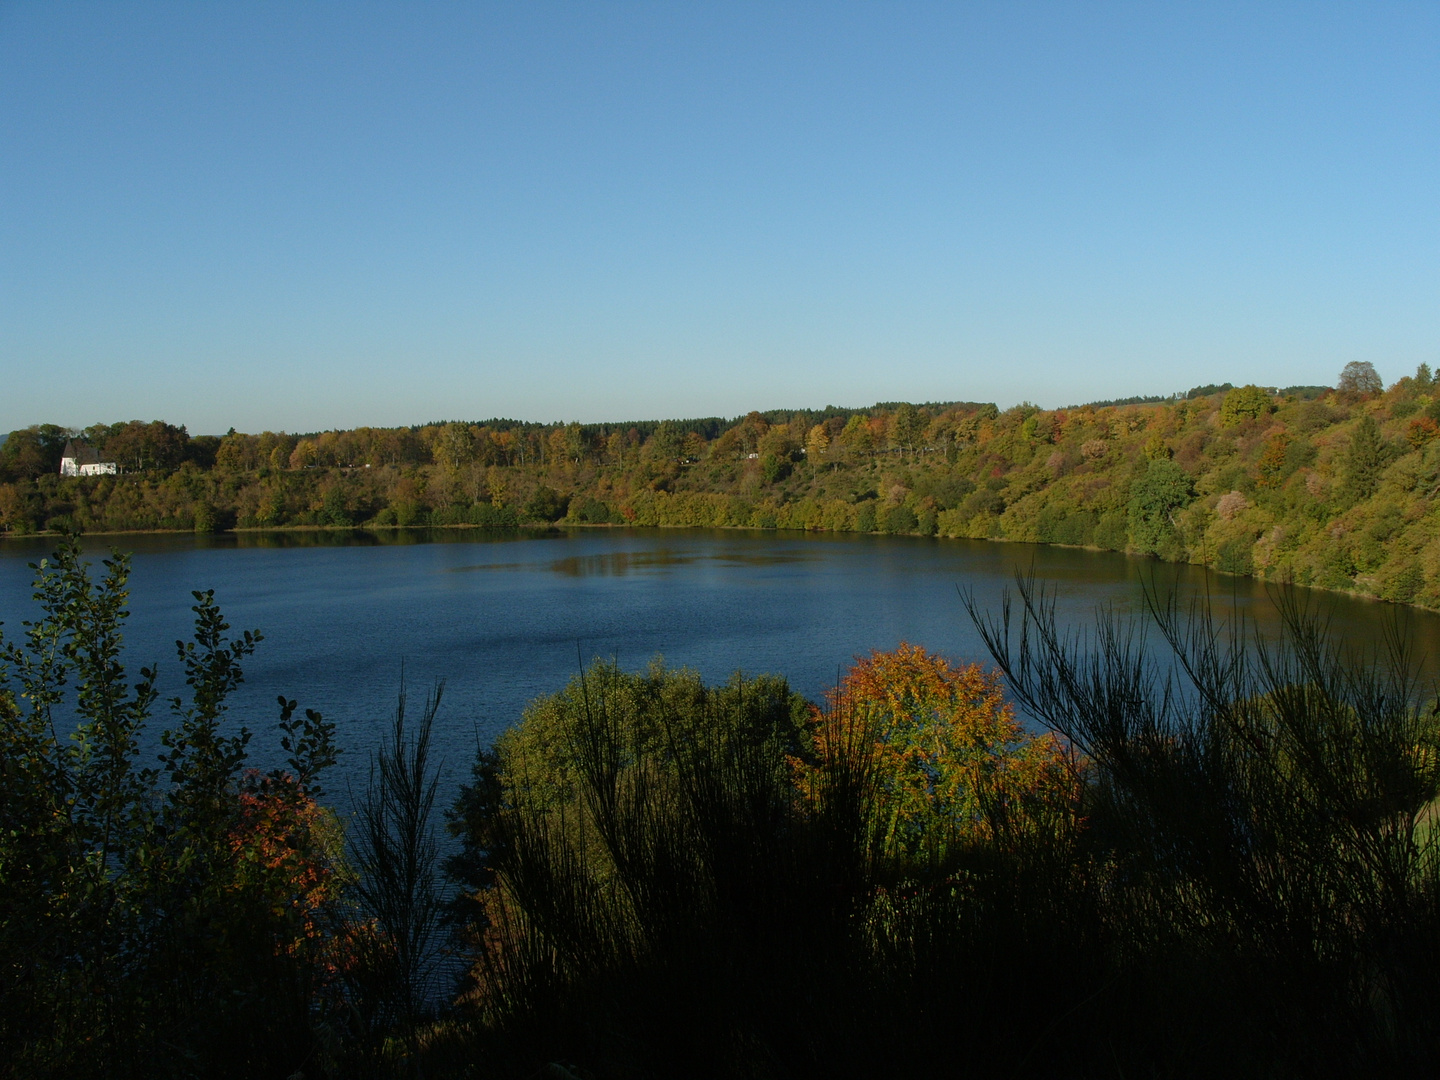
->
806, 643, 1072, 855
1337, 360, 1383, 397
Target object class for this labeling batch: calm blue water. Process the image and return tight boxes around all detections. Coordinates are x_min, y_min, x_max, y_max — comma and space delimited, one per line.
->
3, 528, 1433, 805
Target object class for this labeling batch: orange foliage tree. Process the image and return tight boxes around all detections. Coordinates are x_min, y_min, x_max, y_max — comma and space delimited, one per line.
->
228, 770, 349, 958
806, 642, 1075, 856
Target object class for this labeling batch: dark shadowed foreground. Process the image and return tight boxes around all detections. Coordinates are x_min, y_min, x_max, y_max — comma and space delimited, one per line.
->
4, 537, 1440, 1078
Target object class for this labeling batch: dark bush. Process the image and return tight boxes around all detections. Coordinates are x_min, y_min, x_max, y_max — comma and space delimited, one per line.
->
522, 485, 569, 522
883, 504, 918, 533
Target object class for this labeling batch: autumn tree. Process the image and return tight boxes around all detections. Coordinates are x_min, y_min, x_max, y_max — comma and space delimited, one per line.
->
1408, 416, 1440, 449
216, 430, 260, 471
432, 422, 475, 472
838, 414, 873, 458
545, 426, 569, 466
807, 643, 1072, 856
289, 439, 318, 470
92, 419, 190, 472
682, 430, 707, 460
805, 423, 831, 469
564, 422, 587, 463
1254, 431, 1292, 488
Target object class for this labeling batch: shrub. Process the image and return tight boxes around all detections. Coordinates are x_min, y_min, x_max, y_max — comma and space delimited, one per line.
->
522, 485, 568, 522
0, 536, 345, 1077
1408, 415, 1439, 448
570, 496, 615, 524
1216, 535, 1255, 575
882, 503, 918, 534
1381, 562, 1425, 604
445, 654, 1089, 1077
969, 576, 1440, 1075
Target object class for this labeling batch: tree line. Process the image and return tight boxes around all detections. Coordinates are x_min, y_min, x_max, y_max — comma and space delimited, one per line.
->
7, 361, 1440, 607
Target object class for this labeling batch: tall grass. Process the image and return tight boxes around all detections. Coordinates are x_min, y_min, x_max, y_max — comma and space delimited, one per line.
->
342, 677, 450, 1076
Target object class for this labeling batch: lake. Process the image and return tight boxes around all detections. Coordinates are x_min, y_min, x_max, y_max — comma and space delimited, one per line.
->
2, 527, 1434, 803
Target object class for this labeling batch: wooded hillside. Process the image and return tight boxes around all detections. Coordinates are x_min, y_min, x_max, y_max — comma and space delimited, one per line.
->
5, 362, 1440, 607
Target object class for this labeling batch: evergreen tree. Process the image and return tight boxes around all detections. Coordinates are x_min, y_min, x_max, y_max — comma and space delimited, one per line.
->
1344, 415, 1388, 502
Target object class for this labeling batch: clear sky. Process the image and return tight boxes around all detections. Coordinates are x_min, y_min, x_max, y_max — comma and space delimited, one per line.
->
2, 2, 1436, 435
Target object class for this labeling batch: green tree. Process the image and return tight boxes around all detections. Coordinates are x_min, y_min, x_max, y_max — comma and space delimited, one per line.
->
645, 420, 683, 463
1344, 415, 1389, 502
1127, 458, 1193, 555
760, 452, 791, 484
889, 403, 923, 453
0, 424, 71, 480
1220, 385, 1275, 426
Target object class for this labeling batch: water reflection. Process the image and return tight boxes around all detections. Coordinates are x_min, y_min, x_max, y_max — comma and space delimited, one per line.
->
547, 548, 820, 577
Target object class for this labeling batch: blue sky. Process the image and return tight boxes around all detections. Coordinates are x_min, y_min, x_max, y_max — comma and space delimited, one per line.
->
2, 2, 1436, 434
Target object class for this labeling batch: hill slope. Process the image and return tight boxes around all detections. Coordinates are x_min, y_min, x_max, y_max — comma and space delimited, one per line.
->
5, 370, 1440, 607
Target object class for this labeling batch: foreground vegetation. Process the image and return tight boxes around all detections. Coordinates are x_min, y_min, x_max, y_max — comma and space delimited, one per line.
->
8, 362, 1440, 607
6, 535, 1440, 1077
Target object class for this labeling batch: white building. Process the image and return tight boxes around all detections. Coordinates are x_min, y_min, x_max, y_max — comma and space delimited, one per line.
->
59, 440, 118, 477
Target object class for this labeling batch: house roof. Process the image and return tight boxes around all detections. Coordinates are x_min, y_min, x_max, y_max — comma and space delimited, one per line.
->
61, 440, 105, 465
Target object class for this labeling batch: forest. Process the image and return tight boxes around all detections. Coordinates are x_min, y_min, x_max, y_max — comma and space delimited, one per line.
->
5, 532, 1440, 1078
5, 361, 1440, 609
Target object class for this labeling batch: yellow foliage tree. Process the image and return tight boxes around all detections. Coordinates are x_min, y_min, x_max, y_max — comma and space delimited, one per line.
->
805, 423, 830, 468
806, 642, 1075, 855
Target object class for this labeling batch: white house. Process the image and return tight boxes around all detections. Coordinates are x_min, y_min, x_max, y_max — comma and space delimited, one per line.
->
59, 440, 118, 477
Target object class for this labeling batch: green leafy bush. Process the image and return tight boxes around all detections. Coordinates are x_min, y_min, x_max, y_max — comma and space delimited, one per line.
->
0, 537, 346, 1078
